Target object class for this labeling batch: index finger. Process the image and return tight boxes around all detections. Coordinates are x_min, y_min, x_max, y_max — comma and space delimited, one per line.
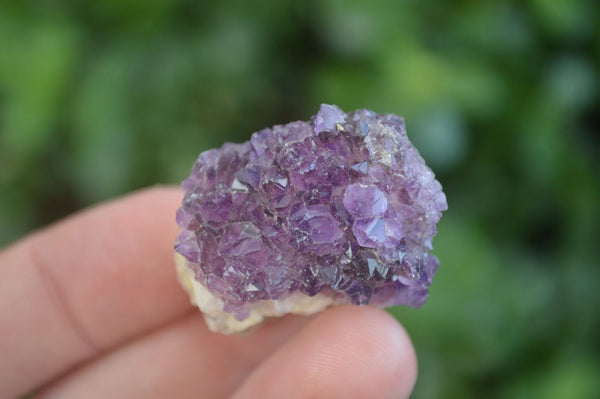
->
0, 187, 192, 398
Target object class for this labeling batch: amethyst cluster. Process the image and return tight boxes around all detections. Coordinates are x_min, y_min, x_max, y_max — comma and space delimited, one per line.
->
175, 104, 447, 329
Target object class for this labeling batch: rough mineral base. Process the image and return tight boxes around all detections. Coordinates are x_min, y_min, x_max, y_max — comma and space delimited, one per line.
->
175, 104, 447, 333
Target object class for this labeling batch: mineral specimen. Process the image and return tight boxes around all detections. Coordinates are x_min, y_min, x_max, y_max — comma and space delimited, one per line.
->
175, 104, 447, 333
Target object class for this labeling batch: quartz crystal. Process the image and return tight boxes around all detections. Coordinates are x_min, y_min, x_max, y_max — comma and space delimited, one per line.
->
175, 104, 447, 333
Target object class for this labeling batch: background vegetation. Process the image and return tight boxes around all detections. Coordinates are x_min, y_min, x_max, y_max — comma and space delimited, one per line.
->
1, 1, 599, 397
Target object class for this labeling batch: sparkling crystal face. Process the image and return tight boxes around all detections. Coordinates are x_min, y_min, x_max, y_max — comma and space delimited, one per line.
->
175, 104, 447, 319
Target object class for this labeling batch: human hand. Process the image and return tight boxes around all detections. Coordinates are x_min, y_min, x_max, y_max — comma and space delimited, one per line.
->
0, 187, 417, 398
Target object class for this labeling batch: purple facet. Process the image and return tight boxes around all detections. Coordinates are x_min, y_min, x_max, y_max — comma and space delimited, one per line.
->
313, 104, 346, 134
343, 184, 388, 218
175, 104, 447, 318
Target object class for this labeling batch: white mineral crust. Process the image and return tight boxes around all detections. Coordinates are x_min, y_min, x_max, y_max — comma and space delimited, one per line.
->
176, 253, 335, 334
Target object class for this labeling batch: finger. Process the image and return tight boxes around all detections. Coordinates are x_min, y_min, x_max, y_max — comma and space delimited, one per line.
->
37, 313, 312, 399
0, 187, 192, 398
232, 306, 417, 399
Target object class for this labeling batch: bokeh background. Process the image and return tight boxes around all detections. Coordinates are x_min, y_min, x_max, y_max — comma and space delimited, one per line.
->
1, 1, 599, 397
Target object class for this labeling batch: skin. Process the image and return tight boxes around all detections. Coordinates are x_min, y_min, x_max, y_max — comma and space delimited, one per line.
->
0, 187, 417, 399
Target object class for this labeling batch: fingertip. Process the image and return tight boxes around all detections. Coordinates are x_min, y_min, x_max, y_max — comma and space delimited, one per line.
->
233, 305, 418, 399
364, 307, 418, 398
313, 305, 418, 399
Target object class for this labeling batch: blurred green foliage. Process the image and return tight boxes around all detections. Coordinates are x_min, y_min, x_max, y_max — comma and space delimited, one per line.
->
1, 0, 599, 397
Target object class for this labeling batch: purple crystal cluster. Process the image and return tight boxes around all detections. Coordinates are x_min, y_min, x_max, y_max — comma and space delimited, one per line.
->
175, 104, 447, 320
